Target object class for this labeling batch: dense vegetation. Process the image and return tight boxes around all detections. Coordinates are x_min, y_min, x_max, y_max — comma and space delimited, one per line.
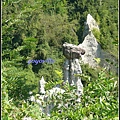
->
2, 0, 118, 119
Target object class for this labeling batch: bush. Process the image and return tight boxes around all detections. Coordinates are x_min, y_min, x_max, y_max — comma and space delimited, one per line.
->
92, 28, 101, 43
2, 64, 118, 119
50, 68, 118, 120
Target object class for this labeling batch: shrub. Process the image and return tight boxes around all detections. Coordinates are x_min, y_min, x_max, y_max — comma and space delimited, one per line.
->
92, 28, 101, 43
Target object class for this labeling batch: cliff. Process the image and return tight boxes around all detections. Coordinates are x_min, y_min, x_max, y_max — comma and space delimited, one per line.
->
79, 14, 118, 73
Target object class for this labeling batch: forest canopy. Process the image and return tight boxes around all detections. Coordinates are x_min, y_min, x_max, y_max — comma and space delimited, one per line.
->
2, 0, 118, 119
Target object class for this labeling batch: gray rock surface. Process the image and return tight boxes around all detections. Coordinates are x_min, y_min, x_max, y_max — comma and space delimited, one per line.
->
63, 59, 83, 94
22, 117, 32, 120
79, 14, 118, 73
29, 76, 65, 116
63, 42, 85, 59
83, 14, 99, 38
63, 43, 85, 102
79, 14, 101, 67
79, 33, 102, 67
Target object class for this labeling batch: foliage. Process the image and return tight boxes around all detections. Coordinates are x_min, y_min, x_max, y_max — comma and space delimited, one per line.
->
2, 0, 118, 119
92, 28, 101, 43
2, 68, 45, 120
80, 68, 118, 119
67, 0, 118, 58
2, 63, 118, 119
49, 68, 118, 119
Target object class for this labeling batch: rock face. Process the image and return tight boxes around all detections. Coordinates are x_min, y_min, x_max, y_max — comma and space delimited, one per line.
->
79, 33, 102, 67
39, 76, 46, 94
79, 14, 118, 73
22, 117, 32, 120
79, 14, 101, 67
63, 42, 85, 101
29, 76, 65, 116
99, 51, 118, 73
83, 14, 99, 39
63, 42, 85, 59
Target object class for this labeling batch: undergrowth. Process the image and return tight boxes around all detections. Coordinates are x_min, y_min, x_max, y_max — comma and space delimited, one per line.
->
2, 67, 118, 120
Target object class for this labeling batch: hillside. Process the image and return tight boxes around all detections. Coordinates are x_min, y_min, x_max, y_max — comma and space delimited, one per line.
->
2, 0, 118, 119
